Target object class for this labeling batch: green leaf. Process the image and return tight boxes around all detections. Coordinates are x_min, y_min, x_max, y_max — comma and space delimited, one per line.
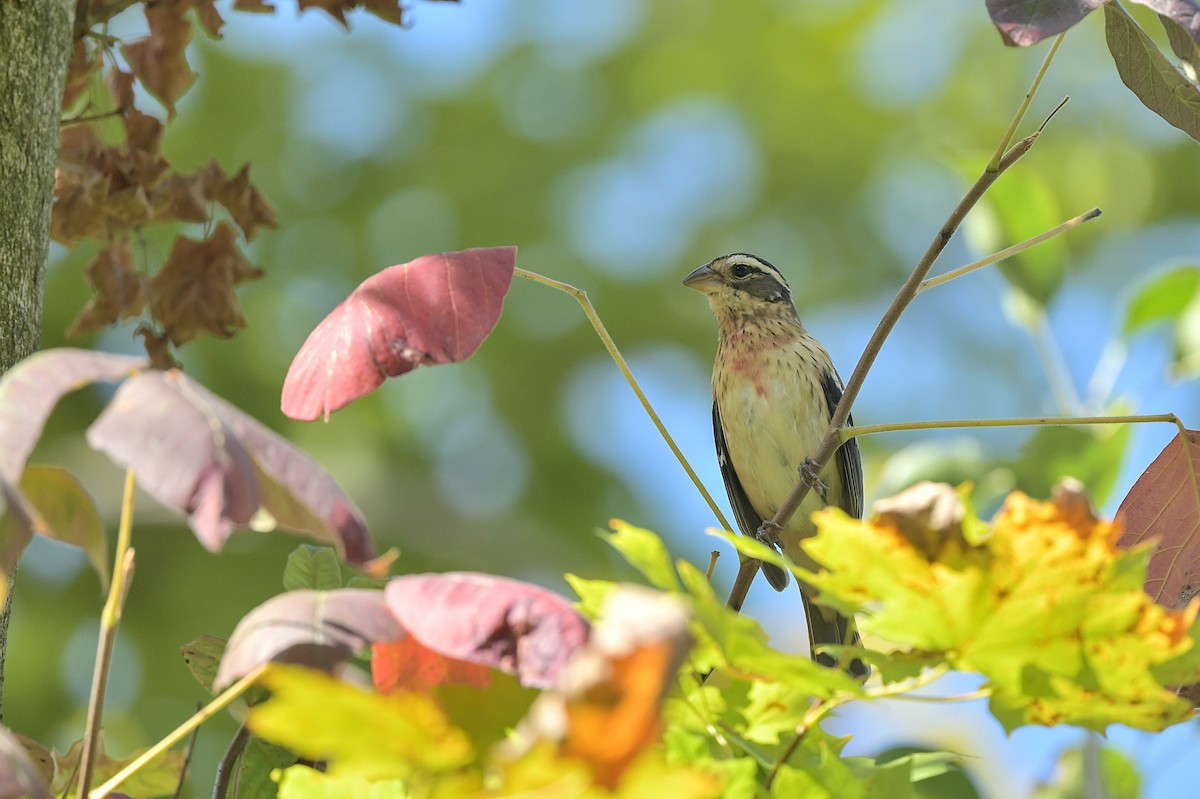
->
602, 519, 682, 591
972, 169, 1065, 304
436, 671, 539, 756
1173, 288, 1200, 378
676, 560, 858, 698
564, 572, 616, 618
1159, 13, 1200, 81
876, 749, 980, 799
283, 545, 342, 591
249, 664, 473, 779
1033, 741, 1140, 799
276, 765, 412, 799
180, 634, 226, 695
1105, 3, 1200, 144
21, 465, 109, 591
1011, 422, 1131, 507
235, 737, 298, 799
1122, 264, 1200, 335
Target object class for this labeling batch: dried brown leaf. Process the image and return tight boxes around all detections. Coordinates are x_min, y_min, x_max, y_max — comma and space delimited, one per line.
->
62, 39, 102, 111
192, 0, 226, 38
216, 164, 277, 241
121, 4, 197, 116
106, 67, 136, 110
68, 240, 149, 336
298, 0, 356, 27
149, 223, 263, 345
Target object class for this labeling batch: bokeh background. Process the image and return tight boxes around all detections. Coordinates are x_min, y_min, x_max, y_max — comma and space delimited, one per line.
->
10, 0, 1200, 796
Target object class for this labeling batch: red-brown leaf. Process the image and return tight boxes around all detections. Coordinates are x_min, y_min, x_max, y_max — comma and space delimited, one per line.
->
985, 0, 1104, 46
68, 240, 149, 336
149, 223, 263, 345
282, 247, 516, 421
62, 39, 102, 111
215, 164, 277, 241
214, 589, 402, 690
1117, 429, 1200, 608
383, 572, 588, 690
121, 4, 196, 116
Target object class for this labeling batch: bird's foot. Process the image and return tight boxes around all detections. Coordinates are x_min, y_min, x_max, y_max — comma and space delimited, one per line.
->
799, 457, 828, 502
755, 519, 783, 548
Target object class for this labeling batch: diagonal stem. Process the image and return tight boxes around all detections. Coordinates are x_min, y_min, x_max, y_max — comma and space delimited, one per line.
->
514, 268, 736, 535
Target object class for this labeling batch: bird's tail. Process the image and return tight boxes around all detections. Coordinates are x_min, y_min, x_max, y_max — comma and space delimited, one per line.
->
802, 592, 868, 680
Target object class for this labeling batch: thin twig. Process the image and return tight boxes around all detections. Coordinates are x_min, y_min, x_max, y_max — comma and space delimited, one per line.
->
840, 412, 1180, 441
917, 208, 1101, 293
213, 724, 252, 799
89, 665, 269, 799
77, 469, 137, 799
514, 268, 736, 535
704, 551, 720, 581
169, 704, 202, 799
988, 33, 1064, 171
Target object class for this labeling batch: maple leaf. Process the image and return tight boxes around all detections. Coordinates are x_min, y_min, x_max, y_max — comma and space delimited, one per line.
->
233, 0, 277, 12
372, 637, 492, 694
192, 0, 226, 38
106, 67, 136, 110
68, 239, 149, 336
216, 164, 278, 241
62, 39, 102, 111
121, 3, 197, 116
804, 481, 1200, 732
299, 0, 358, 27
149, 223, 263, 345
1117, 429, 1200, 608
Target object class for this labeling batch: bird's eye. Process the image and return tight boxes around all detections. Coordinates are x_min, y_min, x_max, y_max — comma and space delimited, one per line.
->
730, 264, 754, 279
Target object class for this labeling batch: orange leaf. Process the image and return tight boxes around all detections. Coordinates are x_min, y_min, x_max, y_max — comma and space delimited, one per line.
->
371, 638, 492, 694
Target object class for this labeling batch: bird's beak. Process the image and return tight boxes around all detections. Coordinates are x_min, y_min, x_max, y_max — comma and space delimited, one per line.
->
683, 264, 722, 295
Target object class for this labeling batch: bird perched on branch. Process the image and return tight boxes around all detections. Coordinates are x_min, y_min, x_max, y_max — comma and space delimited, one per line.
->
684, 253, 866, 677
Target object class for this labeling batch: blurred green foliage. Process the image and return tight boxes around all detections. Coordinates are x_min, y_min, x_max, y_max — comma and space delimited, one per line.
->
11, 0, 1200, 796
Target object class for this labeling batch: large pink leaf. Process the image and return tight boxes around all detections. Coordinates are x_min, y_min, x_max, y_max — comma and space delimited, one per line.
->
984, 0, 1104, 46
282, 246, 516, 421
214, 589, 402, 690
86, 370, 373, 563
1117, 429, 1200, 608
87, 371, 262, 551
0, 348, 143, 483
384, 572, 589, 690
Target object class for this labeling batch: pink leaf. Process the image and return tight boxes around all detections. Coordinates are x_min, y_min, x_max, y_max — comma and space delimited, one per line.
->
215, 588, 402, 690
85, 370, 373, 563
384, 572, 589, 690
0, 348, 142, 483
1117, 429, 1200, 608
282, 247, 516, 421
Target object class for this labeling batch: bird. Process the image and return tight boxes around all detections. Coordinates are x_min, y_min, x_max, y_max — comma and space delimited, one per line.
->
684, 252, 866, 677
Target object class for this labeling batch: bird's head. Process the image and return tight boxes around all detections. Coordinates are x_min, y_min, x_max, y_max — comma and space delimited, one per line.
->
683, 253, 795, 318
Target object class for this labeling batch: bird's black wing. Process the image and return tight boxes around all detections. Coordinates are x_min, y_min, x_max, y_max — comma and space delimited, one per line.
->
713, 399, 790, 591
821, 370, 864, 519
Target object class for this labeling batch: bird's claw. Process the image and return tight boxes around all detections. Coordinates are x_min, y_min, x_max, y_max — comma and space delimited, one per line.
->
799, 457, 828, 502
755, 519, 782, 548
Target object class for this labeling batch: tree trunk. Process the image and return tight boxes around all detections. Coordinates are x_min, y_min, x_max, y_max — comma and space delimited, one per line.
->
0, 0, 74, 720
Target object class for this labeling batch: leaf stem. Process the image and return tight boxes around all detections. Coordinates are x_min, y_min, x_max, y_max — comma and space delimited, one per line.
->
513, 268, 736, 535
77, 468, 137, 799
89, 665, 269, 799
840, 413, 1180, 441
917, 208, 1100, 293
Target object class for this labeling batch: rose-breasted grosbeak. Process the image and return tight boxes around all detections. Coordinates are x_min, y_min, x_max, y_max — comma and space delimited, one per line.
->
685, 253, 865, 676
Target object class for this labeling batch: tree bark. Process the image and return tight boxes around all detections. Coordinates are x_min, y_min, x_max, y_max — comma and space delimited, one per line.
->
0, 0, 74, 720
